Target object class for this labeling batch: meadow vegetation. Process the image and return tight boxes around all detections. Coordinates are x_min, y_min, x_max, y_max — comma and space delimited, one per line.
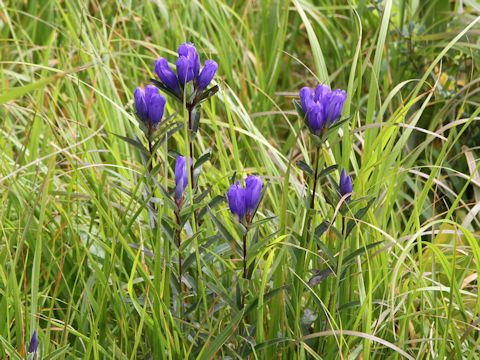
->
1, 1, 480, 358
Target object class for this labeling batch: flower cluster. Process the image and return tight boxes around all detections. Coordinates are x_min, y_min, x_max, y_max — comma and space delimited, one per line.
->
227, 175, 263, 224
133, 85, 166, 131
299, 84, 346, 135
128, 41, 358, 297
155, 43, 218, 97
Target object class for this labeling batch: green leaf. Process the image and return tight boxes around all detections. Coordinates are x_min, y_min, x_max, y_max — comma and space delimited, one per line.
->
113, 133, 149, 155
318, 164, 338, 179
308, 268, 334, 287
346, 197, 376, 237
150, 78, 182, 103
199, 286, 288, 360
191, 106, 201, 135
194, 149, 211, 170
207, 208, 242, 256
196, 84, 219, 105
198, 195, 225, 219
296, 160, 314, 177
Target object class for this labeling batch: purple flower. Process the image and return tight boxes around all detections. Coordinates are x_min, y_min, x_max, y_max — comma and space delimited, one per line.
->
134, 85, 166, 128
29, 330, 38, 353
154, 42, 217, 96
197, 60, 218, 90
178, 43, 200, 77
227, 182, 246, 220
175, 156, 191, 200
227, 176, 263, 222
176, 55, 195, 85
339, 169, 353, 201
244, 175, 263, 213
299, 84, 346, 135
155, 58, 180, 94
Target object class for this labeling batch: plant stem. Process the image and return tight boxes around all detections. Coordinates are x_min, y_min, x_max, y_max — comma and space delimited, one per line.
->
306, 145, 322, 240
186, 105, 197, 229
174, 208, 183, 318
147, 137, 157, 214
242, 229, 248, 279
330, 215, 346, 324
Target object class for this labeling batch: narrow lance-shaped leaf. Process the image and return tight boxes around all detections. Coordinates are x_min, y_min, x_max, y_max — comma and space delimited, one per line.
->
346, 197, 376, 237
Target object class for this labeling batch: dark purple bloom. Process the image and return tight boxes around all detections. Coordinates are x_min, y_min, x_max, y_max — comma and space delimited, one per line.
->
227, 176, 263, 222
176, 55, 195, 85
134, 85, 166, 128
244, 175, 263, 212
155, 58, 180, 94
178, 43, 200, 77
227, 182, 246, 220
339, 169, 353, 201
154, 43, 217, 96
299, 84, 346, 135
134, 87, 148, 121
175, 156, 190, 200
29, 330, 38, 353
197, 60, 218, 90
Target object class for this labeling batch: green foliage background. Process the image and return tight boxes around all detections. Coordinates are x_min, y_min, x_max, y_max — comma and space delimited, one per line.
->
1, 0, 479, 358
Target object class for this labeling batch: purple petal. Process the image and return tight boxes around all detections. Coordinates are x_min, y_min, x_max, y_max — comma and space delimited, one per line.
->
175, 156, 188, 199
314, 84, 331, 103
134, 87, 148, 121
227, 182, 246, 219
29, 330, 38, 353
339, 169, 353, 200
147, 93, 166, 126
326, 89, 346, 123
176, 56, 195, 85
245, 175, 262, 213
197, 60, 218, 90
155, 58, 180, 93
307, 103, 326, 134
178, 43, 200, 77
299, 87, 314, 113
144, 85, 159, 103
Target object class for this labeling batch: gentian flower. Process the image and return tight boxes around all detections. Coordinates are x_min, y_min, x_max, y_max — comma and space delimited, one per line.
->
197, 60, 218, 91
227, 182, 246, 220
134, 85, 166, 129
155, 58, 180, 94
245, 175, 262, 213
299, 84, 346, 135
339, 169, 353, 201
29, 330, 38, 353
227, 176, 263, 223
175, 156, 192, 201
154, 43, 218, 97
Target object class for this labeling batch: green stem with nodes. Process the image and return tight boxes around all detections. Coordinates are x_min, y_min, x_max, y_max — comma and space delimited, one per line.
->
186, 105, 199, 229
307, 145, 322, 239
243, 231, 248, 280
241, 218, 251, 309
147, 136, 157, 213
174, 205, 183, 318
181, 98, 210, 328
294, 144, 322, 342
330, 217, 346, 315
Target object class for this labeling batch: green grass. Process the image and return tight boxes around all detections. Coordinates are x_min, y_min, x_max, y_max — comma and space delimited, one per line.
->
1, 0, 480, 358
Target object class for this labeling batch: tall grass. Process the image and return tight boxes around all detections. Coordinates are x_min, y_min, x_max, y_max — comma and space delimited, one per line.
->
1, 0, 479, 358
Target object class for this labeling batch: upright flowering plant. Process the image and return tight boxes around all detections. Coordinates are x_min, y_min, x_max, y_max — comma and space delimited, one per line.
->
133, 85, 167, 139
152, 43, 218, 231
28, 330, 38, 357
227, 175, 263, 280
295, 84, 346, 140
154, 43, 218, 105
